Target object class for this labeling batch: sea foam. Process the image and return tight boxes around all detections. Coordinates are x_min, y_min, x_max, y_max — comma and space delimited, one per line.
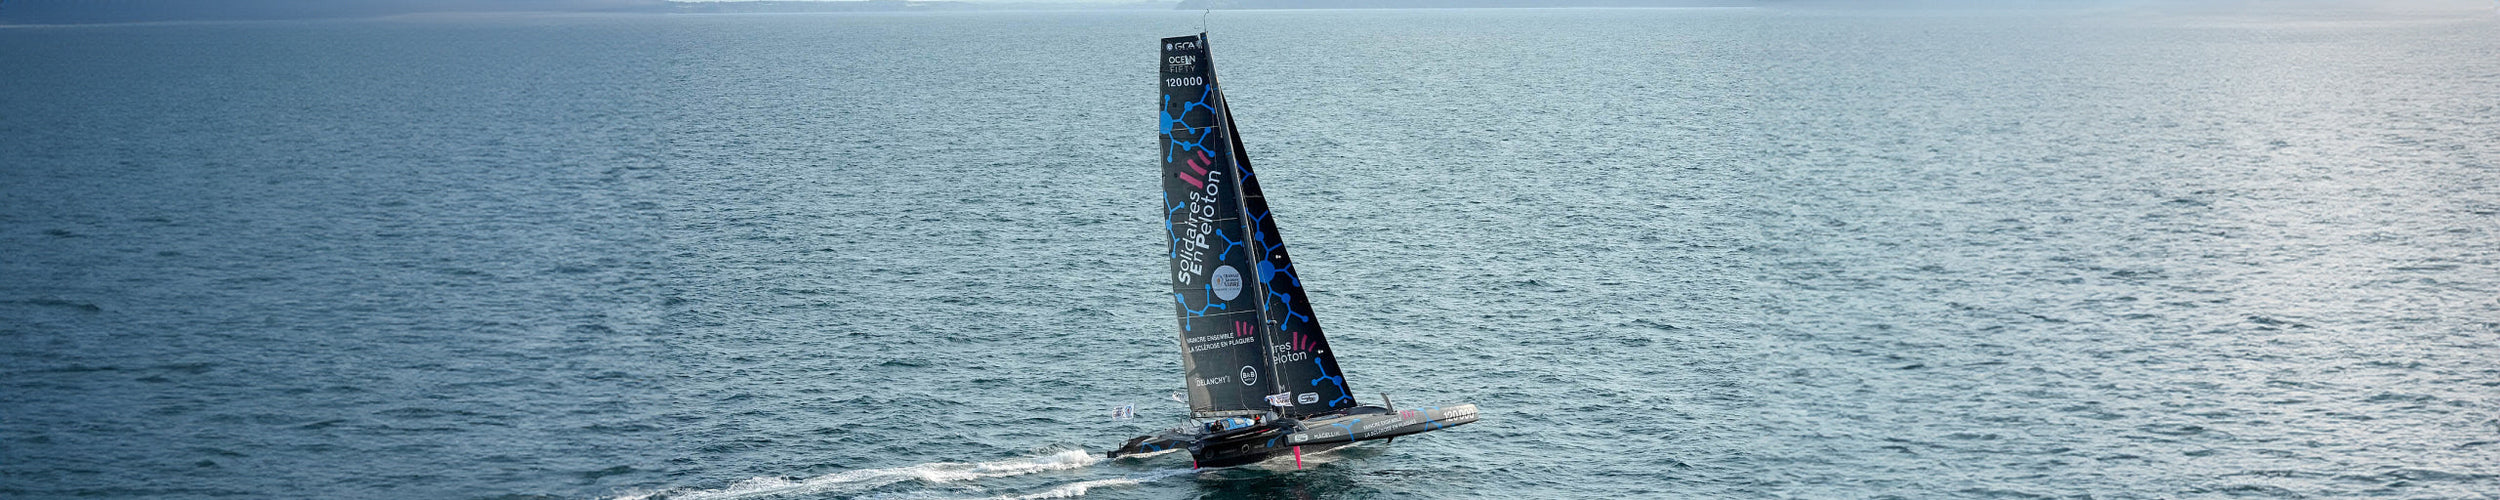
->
610, 449, 1099, 500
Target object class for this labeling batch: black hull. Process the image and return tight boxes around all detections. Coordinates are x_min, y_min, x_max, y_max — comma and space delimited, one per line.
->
1192, 441, 1348, 468
1107, 404, 1479, 469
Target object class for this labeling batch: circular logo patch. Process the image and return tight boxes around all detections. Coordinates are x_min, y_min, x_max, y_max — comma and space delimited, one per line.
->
1210, 265, 1243, 301
1240, 366, 1258, 386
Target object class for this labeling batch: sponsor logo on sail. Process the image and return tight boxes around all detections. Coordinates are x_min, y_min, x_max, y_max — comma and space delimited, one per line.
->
1269, 340, 1310, 365
1210, 265, 1242, 301
1240, 365, 1258, 386
1171, 150, 1224, 284
1298, 392, 1319, 404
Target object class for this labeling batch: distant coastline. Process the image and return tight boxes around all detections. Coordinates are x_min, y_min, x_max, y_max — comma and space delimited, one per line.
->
0, 0, 662, 25
1, 0, 1751, 25
0, 1, 1168, 25
666, 0, 1178, 14
1176, 0, 1746, 8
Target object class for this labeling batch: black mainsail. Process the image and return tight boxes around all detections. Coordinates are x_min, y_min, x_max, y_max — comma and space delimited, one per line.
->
1160, 34, 1270, 418
1121, 33, 1475, 468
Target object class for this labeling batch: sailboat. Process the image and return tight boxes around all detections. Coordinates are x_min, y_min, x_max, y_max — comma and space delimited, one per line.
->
1107, 33, 1479, 469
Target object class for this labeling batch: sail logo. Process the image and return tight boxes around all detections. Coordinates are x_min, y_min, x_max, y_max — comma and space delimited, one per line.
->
1184, 321, 1257, 353
1176, 149, 1216, 190
1173, 149, 1226, 284
1269, 336, 1310, 366
1239, 365, 1258, 386
1210, 265, 1243, 300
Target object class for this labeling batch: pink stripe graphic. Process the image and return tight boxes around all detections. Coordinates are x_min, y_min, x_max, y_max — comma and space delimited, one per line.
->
1179, 152, 1210, 189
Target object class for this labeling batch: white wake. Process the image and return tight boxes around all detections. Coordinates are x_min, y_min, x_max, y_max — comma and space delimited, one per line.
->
610, 449, 1101, 500
984, 468, 1195, 500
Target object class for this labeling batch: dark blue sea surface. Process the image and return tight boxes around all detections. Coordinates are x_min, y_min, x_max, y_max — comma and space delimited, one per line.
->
3, 7, 2495, 500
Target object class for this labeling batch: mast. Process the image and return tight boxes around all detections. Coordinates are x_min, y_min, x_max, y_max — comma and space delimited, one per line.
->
1199, 33, 1285, 413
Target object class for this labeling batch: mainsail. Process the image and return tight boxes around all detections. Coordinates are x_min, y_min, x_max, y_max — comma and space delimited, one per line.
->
1161, 34, 1266, 417
1159, 34, 1355, 419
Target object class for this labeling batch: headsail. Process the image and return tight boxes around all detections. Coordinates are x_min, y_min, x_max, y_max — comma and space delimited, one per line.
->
1161, 34, 1268, 418
1218, 87, 1356, 418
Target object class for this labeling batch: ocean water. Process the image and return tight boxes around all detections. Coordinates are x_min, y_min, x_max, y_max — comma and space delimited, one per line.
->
2, 7, 2495, 500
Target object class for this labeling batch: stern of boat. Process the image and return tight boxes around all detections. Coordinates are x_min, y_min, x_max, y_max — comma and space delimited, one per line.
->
1106, 429, 1192, 459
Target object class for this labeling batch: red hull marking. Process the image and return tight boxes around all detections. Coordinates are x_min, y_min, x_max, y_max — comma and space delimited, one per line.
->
1293, 446, 1303, 469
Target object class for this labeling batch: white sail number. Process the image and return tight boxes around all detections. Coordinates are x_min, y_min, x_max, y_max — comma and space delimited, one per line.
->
1164, 76, 1203, 88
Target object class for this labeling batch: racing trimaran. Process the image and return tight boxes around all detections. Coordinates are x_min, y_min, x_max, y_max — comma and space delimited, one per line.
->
1108, 33, 1479, 469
